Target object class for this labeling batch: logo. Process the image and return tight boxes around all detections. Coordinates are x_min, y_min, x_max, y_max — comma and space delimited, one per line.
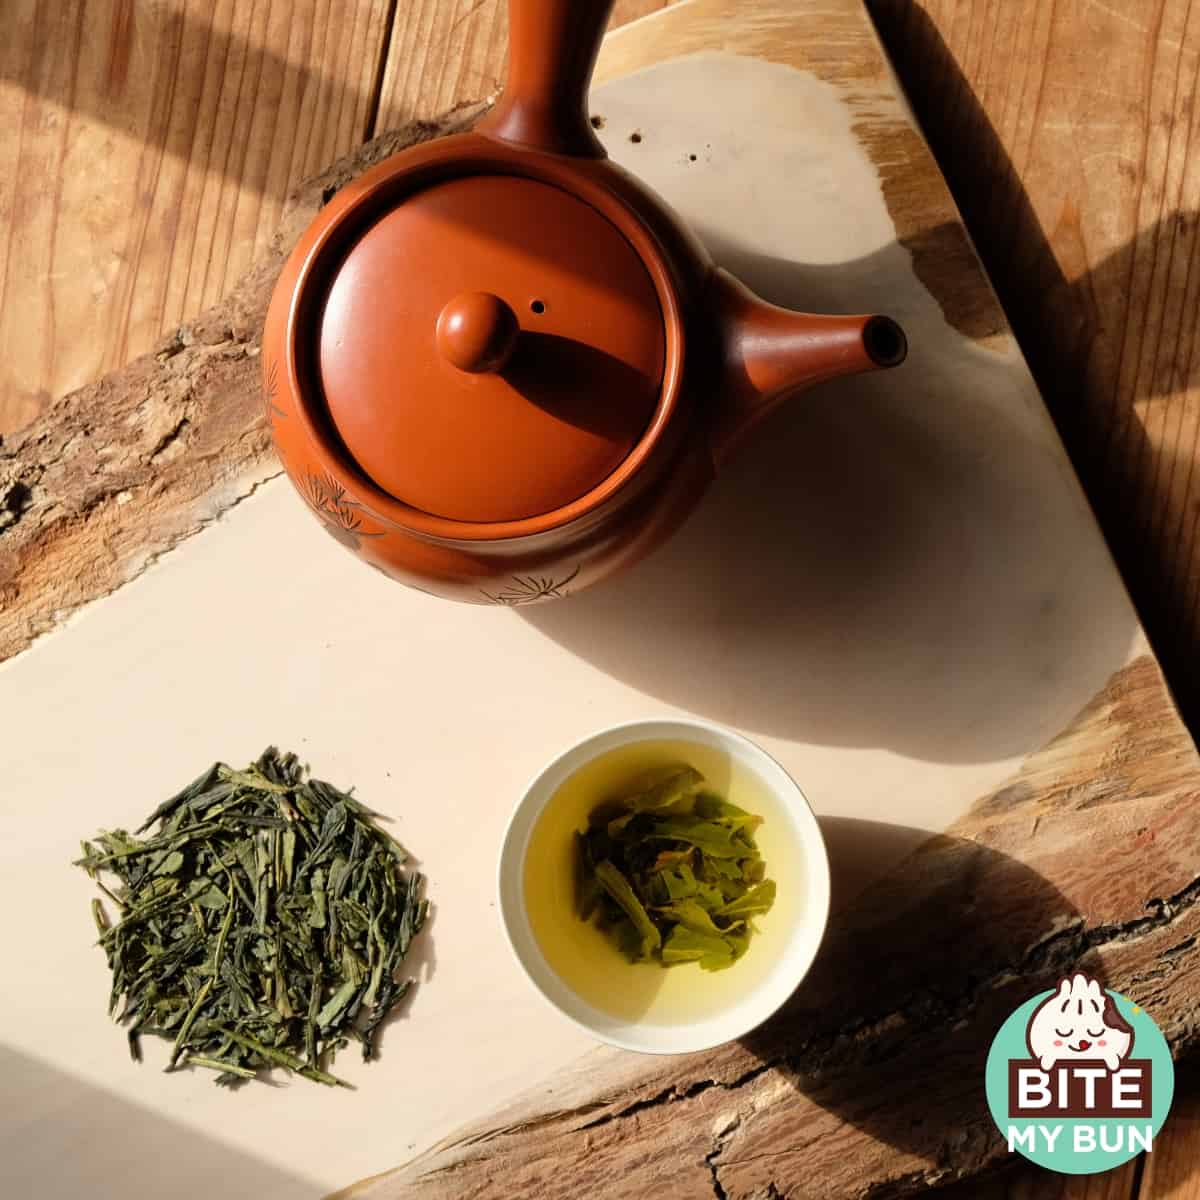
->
986, 973, 1174, 1173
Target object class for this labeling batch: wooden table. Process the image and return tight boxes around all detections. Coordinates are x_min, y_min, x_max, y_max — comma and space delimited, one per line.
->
869, 8, 1200, 1187
867, 0, 1200, 759
2, 2, 1199, 1197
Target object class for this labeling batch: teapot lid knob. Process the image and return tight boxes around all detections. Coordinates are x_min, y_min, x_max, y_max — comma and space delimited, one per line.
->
436, 292, 521, 375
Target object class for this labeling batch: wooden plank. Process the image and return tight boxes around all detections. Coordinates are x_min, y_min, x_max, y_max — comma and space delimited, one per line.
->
0, 0, 393, 436
839, 8, 1200, 1193
0, 108, 486, 662
1140, 1065, 1200, 1198
935, 1159, 1141, 1199
956, 1070, 1200, 1200
940, 1070, 1199, 1198
371, 0, 672, 131
865, 0, 1200, 736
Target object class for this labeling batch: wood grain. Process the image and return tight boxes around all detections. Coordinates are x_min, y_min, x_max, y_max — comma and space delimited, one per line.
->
371, 0, 672, 131
0, 107, 485, 661
839, 4, 1200, 1193
0, 0, 669, 439
0, 0, 392, 436
935, 1158, 1141, 1199
865, 0, 1200, 736
1140, 1064, 1200, 1198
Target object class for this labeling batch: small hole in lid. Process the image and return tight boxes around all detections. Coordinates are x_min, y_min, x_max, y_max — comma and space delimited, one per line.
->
530, 299, 546, 315
630, 131, 642, 144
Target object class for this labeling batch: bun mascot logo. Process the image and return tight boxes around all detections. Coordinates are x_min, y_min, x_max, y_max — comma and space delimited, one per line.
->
985, 972, 1174, 1174
1027, 975, 1133, 1073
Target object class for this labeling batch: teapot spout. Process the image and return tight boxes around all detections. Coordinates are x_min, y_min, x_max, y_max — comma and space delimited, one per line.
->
706, 268, 907, 467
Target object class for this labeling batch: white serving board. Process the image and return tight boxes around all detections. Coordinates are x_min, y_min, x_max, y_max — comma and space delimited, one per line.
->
0, 52, 1140, 1199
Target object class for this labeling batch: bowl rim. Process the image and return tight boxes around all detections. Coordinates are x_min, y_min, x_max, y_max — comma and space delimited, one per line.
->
497, 716, 832, 1055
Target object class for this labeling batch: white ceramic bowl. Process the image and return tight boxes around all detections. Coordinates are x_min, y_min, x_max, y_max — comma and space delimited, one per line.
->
498, 718, 831, 1054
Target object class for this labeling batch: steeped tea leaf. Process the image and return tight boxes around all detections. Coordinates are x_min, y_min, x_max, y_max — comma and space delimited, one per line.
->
647, 816, 744, 858
658, 861, 699, 901
715, 879, 777, 919
621, 766, 705, 813
694, 794, 762, 834
575, 832, 603, 921
594, 860, 661, 959
76, 747, 428, 1088
575, 764, 775, 971
662, 925, 736, 971
653, 898, 735, 936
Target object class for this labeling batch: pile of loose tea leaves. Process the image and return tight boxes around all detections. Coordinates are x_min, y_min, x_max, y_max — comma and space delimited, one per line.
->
77, 747, 426, 1087
575, 765, 776, 971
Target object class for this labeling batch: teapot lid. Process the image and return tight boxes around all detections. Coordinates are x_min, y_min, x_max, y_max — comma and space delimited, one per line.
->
317, 173, 665, 524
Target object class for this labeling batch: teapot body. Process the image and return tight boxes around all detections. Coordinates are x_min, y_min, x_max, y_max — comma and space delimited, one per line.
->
263, 130, 719, 604
266, 375, 713, 605
263, 6, 907, 607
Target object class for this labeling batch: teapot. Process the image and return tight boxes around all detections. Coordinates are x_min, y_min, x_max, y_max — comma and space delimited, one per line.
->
262, 0, 907, 605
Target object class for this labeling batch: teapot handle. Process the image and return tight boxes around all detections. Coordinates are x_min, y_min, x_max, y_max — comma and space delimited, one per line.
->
477, 0, 614, 157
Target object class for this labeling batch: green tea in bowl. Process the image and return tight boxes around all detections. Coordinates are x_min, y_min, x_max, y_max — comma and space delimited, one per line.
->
499, 720, 830, 1053
574, 761, 776, 966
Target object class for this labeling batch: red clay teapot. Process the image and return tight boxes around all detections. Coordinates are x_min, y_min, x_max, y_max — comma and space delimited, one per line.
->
262, 0, 907, 605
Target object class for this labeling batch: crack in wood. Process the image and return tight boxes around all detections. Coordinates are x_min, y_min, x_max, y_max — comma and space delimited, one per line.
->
1023, 872, 1200, 970
706, 1112, 741, 1199
578, 1061, 777, 1135
577, 1084, 680, 1130
1161, 935, 1197, 958
451, 1101, 612, 1146
148, 416, 190, 462
706, 1147, 729, 1200
0, 479, 33, 532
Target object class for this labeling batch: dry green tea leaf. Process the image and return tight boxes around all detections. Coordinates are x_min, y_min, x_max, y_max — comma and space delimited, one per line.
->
76, 747, 428, 1087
